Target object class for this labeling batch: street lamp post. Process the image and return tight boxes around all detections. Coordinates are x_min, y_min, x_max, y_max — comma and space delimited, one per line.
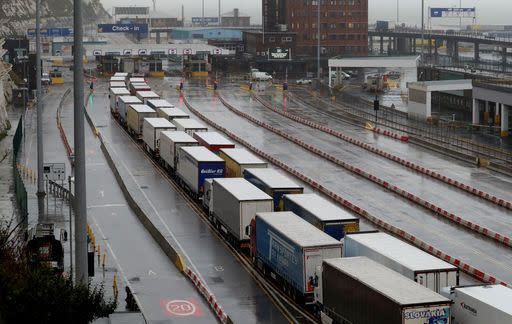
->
317, 0, 321, 80
36, 0, 45, 219
421, 0, 425, 60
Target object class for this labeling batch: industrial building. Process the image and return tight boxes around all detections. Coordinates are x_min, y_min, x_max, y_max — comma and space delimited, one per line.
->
262, 0, 369, 57
221, 8, 251, 27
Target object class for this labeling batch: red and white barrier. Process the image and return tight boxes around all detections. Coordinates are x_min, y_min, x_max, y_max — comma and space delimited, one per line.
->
248, 93, 512, 211
182, 93, 509, 287
185, 268, 229, 323
217, 95, 512, 248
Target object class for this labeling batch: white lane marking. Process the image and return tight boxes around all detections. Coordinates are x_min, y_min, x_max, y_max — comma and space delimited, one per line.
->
88, 203, 126, 209
148, 269, 157, 276
110, 141, 210, 289
100, 190, 104, 197
90, 214, 148, 319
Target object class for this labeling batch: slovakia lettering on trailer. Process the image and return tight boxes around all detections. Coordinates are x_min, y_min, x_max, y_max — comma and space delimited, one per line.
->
403, 308, 448, 319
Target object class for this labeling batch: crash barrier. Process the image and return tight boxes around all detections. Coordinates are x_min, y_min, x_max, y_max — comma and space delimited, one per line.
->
217, 94, 512, 248
182, 93, 509, 287
372, 127, 410, 142
82, 94, 232, 324
246, 93, 512, 211
56, 88, 73, 164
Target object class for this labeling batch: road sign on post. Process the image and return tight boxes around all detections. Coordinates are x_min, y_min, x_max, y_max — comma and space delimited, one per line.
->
43, 163, 66, 181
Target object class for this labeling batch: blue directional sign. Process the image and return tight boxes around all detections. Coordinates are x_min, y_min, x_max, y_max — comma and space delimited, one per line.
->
97, 24, 148, 33
430, 8, 476, 18
27, 27, 73, 38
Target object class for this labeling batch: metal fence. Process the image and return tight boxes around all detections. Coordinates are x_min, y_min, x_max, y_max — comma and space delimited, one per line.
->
13, 115, 28, 222
308, 85, 512, 165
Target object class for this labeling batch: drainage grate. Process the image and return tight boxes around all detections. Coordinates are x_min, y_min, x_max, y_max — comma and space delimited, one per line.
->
140, 186, 149, 189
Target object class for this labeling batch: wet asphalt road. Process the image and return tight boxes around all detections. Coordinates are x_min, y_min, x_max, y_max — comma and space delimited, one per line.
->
22, 83, 219, 323
163, 79, 512, 285
88, 83, 289, 324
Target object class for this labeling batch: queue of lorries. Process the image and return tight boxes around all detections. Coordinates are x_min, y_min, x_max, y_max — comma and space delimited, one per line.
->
108, 72, 512, 324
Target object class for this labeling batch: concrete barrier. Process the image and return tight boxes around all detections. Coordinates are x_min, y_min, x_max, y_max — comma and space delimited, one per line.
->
244, 92, 512, 211
183, 93, 509, 287
83, 94, 232, 324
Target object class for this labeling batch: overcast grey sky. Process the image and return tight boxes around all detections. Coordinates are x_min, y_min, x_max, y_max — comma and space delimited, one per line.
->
102, 0, 509, 25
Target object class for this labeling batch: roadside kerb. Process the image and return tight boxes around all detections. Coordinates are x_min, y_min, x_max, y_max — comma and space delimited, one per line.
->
217, 94, 512, 248
56, 88, 73, 164
182, 93, 509, 287
245, 92, 512, 211
84, 94, 232, 324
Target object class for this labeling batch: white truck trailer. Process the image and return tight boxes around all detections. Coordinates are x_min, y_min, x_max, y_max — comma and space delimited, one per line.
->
210, 178, 273, 247
142, 118, 176, 155
343, 231, 459, 293
172, 118, 208, 136
109, 87, 130, 115
442, 284, 512, 324
159, 131, 198, 173
117, 96, 142, 125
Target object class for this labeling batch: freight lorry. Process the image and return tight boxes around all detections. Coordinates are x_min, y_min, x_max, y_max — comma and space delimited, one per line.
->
343, 232, 459, 293
193, 132, 235, 154
172, 118, 208, 136
315, 257, 452, 324
129, 83, 151, 95
109, 76, 125, 83
136, 90, 160, 105
283, 193, 359, 240
243, 168, 303, 211
142, 118, 176, 155
219, 148, 267, 177
109, 81, 126, 89
442, 285, 512, 324
118, 96, 142, 125
176, 146, 225, 198
126, 105, 156, 138
249, 212, 343, 304
109, 87, 130, 116
128, 77, 146, 85
147, 99, 174, 111
157, 108, 190, 121
209, 178, 273, 248
159, 131, 198, 173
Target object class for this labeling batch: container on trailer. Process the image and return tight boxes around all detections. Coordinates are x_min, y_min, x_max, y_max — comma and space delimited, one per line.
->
157, 108, 189, 121
177, 146, 225, 196
109, 88, 130, 114
114, 72, 129, 79
159, 131, 198, 172
126, 105, 156, 137
212, 178, 272, 244
283, 193, 359, 240
343, 231, 459, 293
110, 76, 125, 82
243, 168, 303, 211
128, 77, 146, 85
252, 212, 342, 302
129, 83, 151, 95
147, 99, 174, 111
219, 148, 267, 178
442, 284, 512, 324
316, 257, 452, 324
193, 131, 235, 153
117, 96, 142, 123
172, 118, 208, 136
109, 81, 126, 89
142, 118, 176, 154
136, 91, 160, 105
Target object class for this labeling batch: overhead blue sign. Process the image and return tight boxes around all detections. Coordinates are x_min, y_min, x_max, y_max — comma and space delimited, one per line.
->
430, 8, 476, 18
97, 24, 148, 33
192, 17, 219, 24
27, 27, 73, 38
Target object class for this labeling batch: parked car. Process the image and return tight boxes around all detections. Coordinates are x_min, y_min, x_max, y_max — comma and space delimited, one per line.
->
296, 78, 313, 85
42, 73, 51, 85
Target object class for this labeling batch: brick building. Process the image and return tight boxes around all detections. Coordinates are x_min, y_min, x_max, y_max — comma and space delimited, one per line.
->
263, 0, 368, 57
